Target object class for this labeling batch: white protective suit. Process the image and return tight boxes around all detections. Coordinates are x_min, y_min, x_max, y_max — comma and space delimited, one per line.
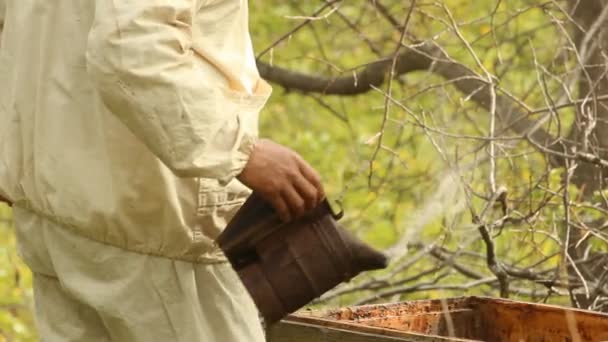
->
0, 0, 271, 340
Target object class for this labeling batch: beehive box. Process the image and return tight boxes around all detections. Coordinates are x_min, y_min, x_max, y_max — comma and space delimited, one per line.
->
267, 296, 608, 341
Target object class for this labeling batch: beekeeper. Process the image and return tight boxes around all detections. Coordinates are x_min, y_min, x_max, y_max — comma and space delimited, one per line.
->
0, 0, 324, 341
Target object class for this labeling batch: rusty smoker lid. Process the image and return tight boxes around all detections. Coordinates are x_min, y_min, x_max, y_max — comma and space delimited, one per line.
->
217, 193, 388, 324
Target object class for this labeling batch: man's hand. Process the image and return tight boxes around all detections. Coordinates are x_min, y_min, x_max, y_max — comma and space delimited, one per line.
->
237, 139, 325, 222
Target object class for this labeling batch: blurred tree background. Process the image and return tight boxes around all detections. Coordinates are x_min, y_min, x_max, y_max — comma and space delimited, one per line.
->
2, 0, 608, 340
0, 206, 34, 341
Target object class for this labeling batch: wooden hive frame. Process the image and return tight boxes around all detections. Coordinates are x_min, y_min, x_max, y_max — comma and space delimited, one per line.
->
268, 296, 608, 341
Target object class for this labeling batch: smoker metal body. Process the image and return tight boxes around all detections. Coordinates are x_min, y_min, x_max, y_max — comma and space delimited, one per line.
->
217, 193, 388, 324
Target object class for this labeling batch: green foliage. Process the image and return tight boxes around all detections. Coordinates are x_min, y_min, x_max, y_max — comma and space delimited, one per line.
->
2, 0, 606, 337
249, 0, 591, 308
0, 205, 36, 342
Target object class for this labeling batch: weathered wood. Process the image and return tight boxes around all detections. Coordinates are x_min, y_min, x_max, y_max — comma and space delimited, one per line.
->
267, 319, 466, 342
475, 298, 608, 341
268, 297, 608, 342
267, 321, 410, 342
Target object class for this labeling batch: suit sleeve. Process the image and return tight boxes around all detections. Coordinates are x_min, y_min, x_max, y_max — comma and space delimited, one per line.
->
86, 0, 257, 183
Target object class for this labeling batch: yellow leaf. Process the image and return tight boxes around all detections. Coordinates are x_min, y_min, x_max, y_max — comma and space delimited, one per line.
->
480, 24, 491, 35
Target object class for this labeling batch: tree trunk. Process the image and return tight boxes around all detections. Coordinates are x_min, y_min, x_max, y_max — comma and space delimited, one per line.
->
567, 0, 608, 309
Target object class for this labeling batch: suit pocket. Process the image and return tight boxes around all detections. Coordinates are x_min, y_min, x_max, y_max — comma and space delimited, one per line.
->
194, 178, 251, 240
